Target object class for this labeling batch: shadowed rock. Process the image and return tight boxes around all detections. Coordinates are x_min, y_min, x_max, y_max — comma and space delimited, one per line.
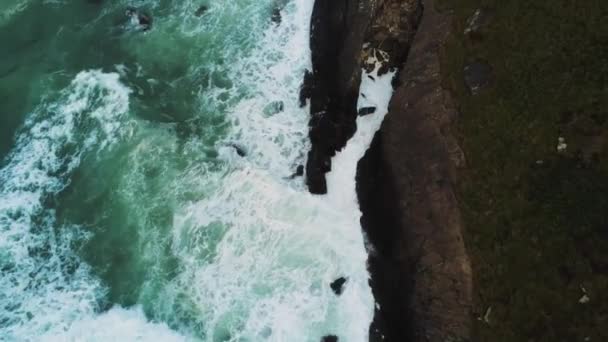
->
358, 106, 377, 116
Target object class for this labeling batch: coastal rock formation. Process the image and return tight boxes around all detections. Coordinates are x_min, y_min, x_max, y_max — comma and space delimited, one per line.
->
306, 0, 375, 194
305, 0, 421, 194
306, 0, 472, 340
358, 0, 472, 341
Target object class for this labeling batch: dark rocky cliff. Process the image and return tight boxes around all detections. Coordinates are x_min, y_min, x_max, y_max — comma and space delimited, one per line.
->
306, 0, 473, 341
357, 1, 472, 341
305, 0, 420, 194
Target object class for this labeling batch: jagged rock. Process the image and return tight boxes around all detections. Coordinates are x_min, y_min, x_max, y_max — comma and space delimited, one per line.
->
263, 101, 285, 117
330, 277, 348, 295
271, 7, 282, 24
358, 107, 377, 116
464, 61, 493, 95
227, 143, 246, 157
299, 69, 313, 107
305, 0, 422, 195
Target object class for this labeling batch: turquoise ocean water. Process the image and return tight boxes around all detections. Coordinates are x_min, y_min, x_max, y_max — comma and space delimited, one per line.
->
0, 1, 376, 341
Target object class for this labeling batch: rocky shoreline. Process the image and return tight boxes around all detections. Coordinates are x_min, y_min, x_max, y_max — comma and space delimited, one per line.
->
305, 0, 472, 341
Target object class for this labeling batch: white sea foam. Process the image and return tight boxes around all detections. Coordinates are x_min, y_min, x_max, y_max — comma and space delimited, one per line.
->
164, 5, 396, 342
0, 70, 138, 340
39, 306, 187, 342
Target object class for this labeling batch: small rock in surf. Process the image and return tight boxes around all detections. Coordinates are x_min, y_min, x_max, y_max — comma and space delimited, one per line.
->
358, 107, 376, 116
263, 100, 285, 117
271, 7, 282, 24
330, 277, 348, 295
288, 165, 305, 179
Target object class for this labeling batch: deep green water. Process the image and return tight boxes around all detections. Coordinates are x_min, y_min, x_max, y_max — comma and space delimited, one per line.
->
0, 1, 376, 341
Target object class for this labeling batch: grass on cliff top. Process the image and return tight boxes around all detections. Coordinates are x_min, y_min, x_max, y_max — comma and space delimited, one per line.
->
438, 0, 608, 341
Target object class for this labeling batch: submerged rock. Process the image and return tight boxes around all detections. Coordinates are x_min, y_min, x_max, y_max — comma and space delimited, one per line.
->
321, 335, 338, 342
271, 7, 282, 24
125, 7, 153, 32
195, 5, 209, 17
263, 101, 285, 117
330, 277, 347, 295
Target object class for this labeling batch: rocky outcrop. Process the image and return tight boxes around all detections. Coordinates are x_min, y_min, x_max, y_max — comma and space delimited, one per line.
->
305, 0, 420, 194
305, 0, 375, 194
357, 0, 472, 341
306, 0, 471, 340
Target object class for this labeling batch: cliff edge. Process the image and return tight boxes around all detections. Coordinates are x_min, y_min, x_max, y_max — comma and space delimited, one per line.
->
358, 0, 472, 341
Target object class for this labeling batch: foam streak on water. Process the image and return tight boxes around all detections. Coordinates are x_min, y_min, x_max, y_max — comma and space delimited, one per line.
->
0, 71, 180, 340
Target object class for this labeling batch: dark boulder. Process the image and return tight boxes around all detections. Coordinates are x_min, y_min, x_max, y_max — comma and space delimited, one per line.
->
321, 335, 338, 342
330, 277, 348, 295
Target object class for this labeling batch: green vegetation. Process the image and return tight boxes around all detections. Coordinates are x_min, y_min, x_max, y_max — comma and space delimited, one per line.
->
438, 0, 608, 340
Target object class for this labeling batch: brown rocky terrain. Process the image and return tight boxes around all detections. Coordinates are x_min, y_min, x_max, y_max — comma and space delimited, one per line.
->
357, 0, 472, 341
